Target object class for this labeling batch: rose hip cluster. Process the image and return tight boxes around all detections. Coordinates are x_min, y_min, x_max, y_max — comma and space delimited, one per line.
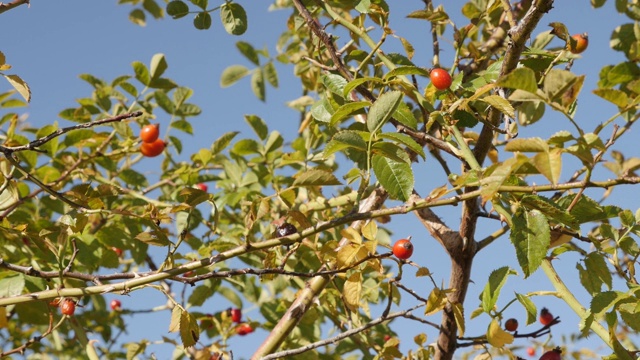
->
139, 123, 165, 157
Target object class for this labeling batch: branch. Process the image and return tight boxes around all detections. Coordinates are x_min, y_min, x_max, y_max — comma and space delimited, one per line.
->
456, 317, 561, 348
0, 0, 29, 15
0, 111, 143, 154
260, 304, 425, 360
0, 310, 54, 356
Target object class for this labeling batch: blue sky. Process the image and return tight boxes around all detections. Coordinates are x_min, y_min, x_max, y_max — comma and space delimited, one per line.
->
2, 1, 638, 359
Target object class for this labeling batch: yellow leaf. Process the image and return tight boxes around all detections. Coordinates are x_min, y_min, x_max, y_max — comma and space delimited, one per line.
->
340, 227, 362, 244
179, 311, 200, 348
452, 302, 465, 337
424, 288, 447, 316
336, 243, 360, 268
361, 220, 378, 241
343, 272, 362, 310
486, 318, 514, 348
168, 306, 182, 333
3, 74, 31, 102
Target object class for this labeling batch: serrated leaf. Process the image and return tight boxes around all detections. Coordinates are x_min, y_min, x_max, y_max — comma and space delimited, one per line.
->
515, 293, 537, 325
188, 279, 220, 306
324, 130, 368, 157
504, 137, 549, 152
367, 91, 404, 133
487, 318, 514, 348
480, 155, 528, 202
3, 75, 31, 102
393, 101, 418, 129
293, 169, 342, 186
179, 310, 200, 348
169, 306, 182, 332
361, 220, 378, 241
342, 76, 384, 98
591, 291, 627, 318
424, 288, 447, 316
132, 61, 151, 86
344, 272, 362, 310
496, 67, 538, 93
310, 96, 334, 123
372, 154, 414, 201
322, 74, 348, 96
330, 101, 370, 126
220, 65, 250, 87
383, 66, 429, 81
533, 148, 562, 185
372, 142, 411, 164
135, 230, 171, 246
520, 195, 578, 229
481, 95, 515, 119
481, 267, 515, 313
220, 3, 247, 35
379, 132, 426, 160
126, 342, 146, 360
510, 210, 550, 277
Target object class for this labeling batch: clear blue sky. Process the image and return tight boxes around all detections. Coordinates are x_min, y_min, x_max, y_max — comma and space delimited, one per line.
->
2, 1, 637, 359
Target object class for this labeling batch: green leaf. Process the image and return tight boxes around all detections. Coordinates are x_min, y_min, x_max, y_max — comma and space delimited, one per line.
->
129, 9, 146, 26
132, 61, 151, 86
119, 169, 148, 187
591, 291, 627, 317
0, 275, 25, 297
188, 279, 220, 306
149, 53, 168, 81
143, 0, 164, 19
310, 97, 335, 123
330, 101, 370, 126
515, 293, 537, 325
367, 90, 403, 134
264, 61, 278, 88
496, 67, 538, 93
578, 252, 612, 296
342, 77, 384, 98
3, 74, 31, 103
371, 142, 411, 164
193, 12, 212, 30
220, 65, 250, 87
480, 155, 528, 202
220, 3, 247, 35
372, 154, 414, 201
244, 115, 268, 140
520, 195, 578, 229
383, 66, 429, 81
173, 86, 193, 108
379, 132, 426, 160
556, 194, 621, 223
393, 101, 418, 129
481, 266, 515, 313
510, 210, 550, 277
324, 130, 368, 157
251, 69, 265, 101
236, 41, 260, 65
293, 169, 342, 186
212, 131, 239, 154
166, 0, 189, 19
155, 90, 175, 114
322, 74, 348, 96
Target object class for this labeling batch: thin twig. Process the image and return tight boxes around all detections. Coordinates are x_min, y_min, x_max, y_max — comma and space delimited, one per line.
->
260, 304, 425, 360
0, 310, 54, 356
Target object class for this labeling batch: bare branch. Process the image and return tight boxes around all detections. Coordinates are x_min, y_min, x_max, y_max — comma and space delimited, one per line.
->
260, 304, 425, 360
0, 0, 29, 15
